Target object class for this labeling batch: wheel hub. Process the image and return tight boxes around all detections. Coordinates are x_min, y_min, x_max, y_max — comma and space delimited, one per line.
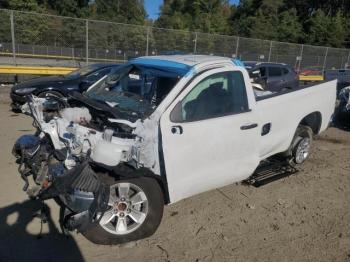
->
99, 182, 149, 235
115, 202, 128, 212
295, 137, 311, 164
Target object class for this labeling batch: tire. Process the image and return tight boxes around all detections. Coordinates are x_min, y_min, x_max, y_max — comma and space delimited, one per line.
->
82, 174, 164, 245
284, 125, 313, 165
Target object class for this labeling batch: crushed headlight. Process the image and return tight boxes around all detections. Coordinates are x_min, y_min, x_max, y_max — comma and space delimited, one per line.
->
15, 87, 37, 95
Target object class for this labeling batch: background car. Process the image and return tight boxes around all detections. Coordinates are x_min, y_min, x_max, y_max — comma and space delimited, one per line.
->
334, 86, 350, 128
10, 63, 119, 111
324, 69, 350, 94
244, 61, 299, 92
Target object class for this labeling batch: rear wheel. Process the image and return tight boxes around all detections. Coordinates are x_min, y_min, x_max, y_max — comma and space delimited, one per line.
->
82, 175, 164, 245
283, 125, 313, 165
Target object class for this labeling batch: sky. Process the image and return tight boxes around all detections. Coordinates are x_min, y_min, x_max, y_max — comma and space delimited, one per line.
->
145, 0, 240, 20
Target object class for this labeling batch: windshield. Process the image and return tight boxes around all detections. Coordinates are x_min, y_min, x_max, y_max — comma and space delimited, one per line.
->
66, 65, 99, 78
85, 64, 181, 117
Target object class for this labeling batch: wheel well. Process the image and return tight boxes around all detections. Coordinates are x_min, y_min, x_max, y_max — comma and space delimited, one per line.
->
299, 112, 322, 134
38, 89, 64, 97
93, 163, 170, 205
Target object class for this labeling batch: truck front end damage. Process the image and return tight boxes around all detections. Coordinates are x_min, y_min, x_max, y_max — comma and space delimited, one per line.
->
12, 56, 204, 244
13, 94, 161, 234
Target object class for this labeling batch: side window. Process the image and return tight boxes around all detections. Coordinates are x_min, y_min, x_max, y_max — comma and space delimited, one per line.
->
268, 67, 282, 77
249, 67, 265, 78
282, 68, 289, 75
172, 71, 248, 122
86, 68, 111, 82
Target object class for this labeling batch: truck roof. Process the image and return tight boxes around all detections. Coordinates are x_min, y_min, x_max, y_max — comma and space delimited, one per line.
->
130, 55, 237, 76
137, 55, 233, 66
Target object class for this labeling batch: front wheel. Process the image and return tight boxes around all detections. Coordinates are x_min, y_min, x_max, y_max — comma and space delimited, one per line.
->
82, 175, 164, 245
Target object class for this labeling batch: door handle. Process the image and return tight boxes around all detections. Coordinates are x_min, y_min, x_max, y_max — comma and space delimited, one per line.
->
171, 125, 183, 134
240, 123, 258, 130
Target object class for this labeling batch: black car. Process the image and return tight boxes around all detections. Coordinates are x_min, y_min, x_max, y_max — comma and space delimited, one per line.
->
244, 61, 299, 92
11, 63, 120, 111
334, 86, 350, 128
324, 69, 350, 94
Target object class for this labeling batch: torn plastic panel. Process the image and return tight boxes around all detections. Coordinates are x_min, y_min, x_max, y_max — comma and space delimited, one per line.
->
132, 113, 161, 175
39, 161, 110, 232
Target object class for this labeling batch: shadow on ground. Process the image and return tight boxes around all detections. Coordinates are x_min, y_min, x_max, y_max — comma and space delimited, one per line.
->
0, 200, 84, 262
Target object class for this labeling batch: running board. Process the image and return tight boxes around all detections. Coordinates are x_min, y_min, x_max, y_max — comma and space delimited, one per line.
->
244, 159, 299, 187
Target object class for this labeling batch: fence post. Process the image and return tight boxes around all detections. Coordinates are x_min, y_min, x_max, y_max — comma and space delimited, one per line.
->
193, 32, 198, 54
10, 10, 16, 65
298, 44, 304, 71
85, 19, 89, 64
346, 52, 350, 69
235, 37, 240, 58
268, 40, 273, 62
322, 47, 329, 71
145, 27, 150, 56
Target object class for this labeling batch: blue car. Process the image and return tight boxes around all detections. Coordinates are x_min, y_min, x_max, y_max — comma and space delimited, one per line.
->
11, 63, 120, 111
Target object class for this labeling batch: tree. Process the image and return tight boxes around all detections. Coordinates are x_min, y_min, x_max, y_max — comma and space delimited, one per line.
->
305, 9, 331, 46
155, 0, 233, 34
46, 0, 90, 17
0, 0, 43, 12
327, 11, 347, 48
91, 0, 146, 25
277, 8, 302, 43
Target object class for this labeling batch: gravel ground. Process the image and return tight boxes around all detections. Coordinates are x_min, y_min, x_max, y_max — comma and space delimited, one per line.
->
0, 93, 349, 262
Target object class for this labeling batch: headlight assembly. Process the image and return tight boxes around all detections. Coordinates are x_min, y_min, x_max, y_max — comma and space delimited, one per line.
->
15, 87, 37, 95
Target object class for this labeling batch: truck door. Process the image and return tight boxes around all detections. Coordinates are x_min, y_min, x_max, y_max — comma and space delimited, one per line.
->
160, 68, 260, 203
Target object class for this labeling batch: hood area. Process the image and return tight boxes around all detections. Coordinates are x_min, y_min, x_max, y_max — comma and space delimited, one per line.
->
12, 75, 77, 91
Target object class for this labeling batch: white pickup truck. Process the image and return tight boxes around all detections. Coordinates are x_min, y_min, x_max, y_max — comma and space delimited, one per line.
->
14, 55, 336, 245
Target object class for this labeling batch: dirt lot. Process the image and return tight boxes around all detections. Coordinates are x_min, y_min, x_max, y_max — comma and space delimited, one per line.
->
0, 89, 349, 262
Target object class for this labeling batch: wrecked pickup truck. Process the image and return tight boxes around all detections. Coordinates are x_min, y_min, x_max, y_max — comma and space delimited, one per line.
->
13, 55, 337, 245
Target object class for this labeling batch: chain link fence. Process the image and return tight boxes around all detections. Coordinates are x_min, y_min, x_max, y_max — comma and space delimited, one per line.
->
0, 9, 350, 70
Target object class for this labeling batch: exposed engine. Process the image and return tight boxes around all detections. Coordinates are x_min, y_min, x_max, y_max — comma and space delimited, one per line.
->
13, 95, 159, 232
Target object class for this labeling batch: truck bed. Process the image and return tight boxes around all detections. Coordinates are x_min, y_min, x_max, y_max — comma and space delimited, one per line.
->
254, 80, 337, 160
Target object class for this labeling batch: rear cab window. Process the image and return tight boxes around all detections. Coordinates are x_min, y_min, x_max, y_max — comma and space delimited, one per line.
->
282, 67, 289, 75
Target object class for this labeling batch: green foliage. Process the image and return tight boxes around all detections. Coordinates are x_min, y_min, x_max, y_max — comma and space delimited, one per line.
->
0, 0, 43, 12
277, 8, 303, 43
1, 0, 350, 53
155, 0, 233, 34
91, 0, 146, 25
153, 0, 349, 48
